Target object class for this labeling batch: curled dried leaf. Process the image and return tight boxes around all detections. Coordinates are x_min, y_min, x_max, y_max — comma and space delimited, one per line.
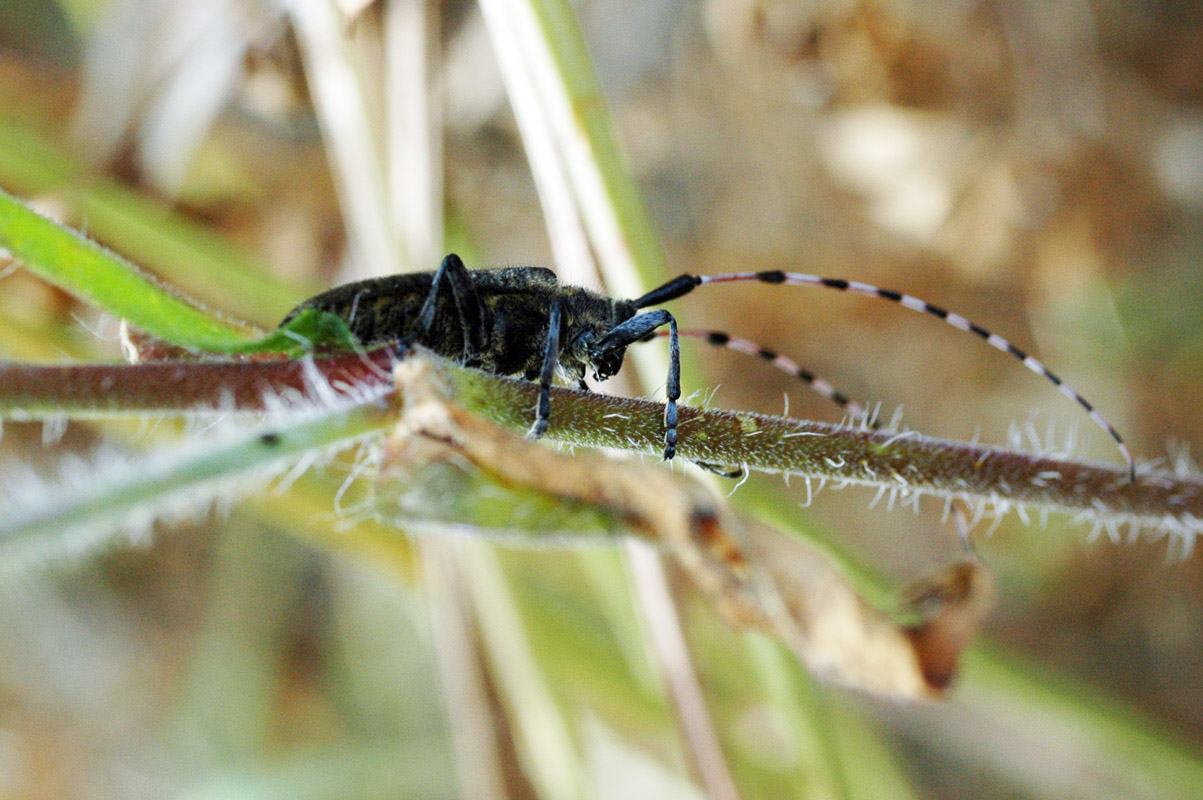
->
378, 354, 991, 698
901, 557, 995, 691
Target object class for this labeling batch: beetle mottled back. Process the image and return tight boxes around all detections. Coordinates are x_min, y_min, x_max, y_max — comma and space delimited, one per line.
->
284, 271, 439, 348
280, 263, 631, 381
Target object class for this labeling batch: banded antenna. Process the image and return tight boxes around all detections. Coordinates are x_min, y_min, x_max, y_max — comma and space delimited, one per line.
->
643, 329, 872, 425
631, 269, 1135, 482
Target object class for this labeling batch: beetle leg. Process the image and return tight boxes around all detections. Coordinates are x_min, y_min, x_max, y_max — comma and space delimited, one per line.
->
591, 309, 681, 460
409, 253, 490, 362
529, 298, 565, 439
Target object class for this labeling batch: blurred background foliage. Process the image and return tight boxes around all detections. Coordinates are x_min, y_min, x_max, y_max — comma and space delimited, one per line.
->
0, 0, 1202, 798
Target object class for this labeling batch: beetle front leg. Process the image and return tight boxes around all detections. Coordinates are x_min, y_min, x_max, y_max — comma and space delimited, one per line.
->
591, 309, 681, 460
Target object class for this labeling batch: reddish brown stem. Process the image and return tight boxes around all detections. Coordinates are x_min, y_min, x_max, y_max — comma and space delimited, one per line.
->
2, 350, 1200, 539
0, 348, 397, 414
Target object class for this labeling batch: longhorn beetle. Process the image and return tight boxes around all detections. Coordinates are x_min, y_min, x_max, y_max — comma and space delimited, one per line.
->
282, 253, 1135, 482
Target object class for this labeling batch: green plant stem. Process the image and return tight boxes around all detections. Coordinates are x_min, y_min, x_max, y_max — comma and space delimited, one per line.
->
1, 398, 394, 549
2, 352, 1199, 535
450, 366, 1202, 532
513, 0, 669, 294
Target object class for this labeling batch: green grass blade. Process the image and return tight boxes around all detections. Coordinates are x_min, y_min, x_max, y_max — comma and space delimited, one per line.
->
526, 0, 668, 294
0, 117, 317, 326
0, 186, 261, 351
0, 188, 359, 355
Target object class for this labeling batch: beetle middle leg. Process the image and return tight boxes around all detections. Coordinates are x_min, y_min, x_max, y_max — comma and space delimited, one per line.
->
406, 253, 490, 362
529, 299, 565, 439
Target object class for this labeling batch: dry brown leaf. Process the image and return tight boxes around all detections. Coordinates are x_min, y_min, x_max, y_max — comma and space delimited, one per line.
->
379, 354, 992, 698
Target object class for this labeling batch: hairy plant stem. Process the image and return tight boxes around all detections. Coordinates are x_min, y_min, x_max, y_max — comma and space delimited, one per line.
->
1, 351, 1199, 534
0, 350, 397, 415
